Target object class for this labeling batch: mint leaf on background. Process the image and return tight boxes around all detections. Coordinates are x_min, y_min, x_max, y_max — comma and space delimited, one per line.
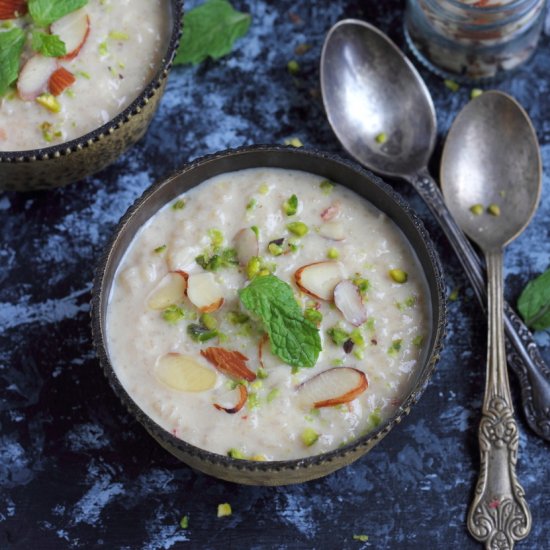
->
28, 0, 88, 27
518, 268, 550, 331
0, 28, 25, 97
239, 275, 321, 369
31, 31, 67, 57
174, 0, 251, 65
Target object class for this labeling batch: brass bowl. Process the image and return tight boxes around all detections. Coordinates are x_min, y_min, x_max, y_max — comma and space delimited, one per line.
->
0, 0, 183, 192
91, 145, 447, 485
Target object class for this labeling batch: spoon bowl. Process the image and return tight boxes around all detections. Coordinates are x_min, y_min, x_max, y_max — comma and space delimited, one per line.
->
321, 19, 436, 177
441, 91, 541, 250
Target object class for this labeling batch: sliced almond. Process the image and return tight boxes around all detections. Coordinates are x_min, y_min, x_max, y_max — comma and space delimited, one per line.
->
295, 261, 344, 301
233, 228, 259, 266
320, 201, 341, 221
334, 280, 367, 326
187, 272, 224, 313
17, 55, 57, 101
155, 353, 217, 392
214, 384, 248, 414
147, 272, 187, 310
200, 347, 256, 382
297, 367, 368, 409
51, 10, 91, 61
318, 221, 346, 241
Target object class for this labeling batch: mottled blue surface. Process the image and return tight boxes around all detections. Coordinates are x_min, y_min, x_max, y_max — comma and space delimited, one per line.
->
1, 1, 549, 549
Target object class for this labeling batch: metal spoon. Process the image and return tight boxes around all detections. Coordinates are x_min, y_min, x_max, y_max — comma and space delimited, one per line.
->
320, 18, 550, 441
441, 91, 537, 549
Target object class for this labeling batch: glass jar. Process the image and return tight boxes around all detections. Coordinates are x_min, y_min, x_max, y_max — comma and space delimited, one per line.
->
405, 0, 546, 81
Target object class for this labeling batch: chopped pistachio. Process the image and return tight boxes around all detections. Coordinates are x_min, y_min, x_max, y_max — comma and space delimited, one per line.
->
365, 318, 376, 332
257, 367, 268, 380
470, 88, 483, 99
449, 288, 459, 301
470, 204, 484, 216
154, 244, 167, 254
200, 313, 218, 330
227, 311, 249, 324
353, 534, 369, 542
268, 242, 284, 256
353, 348, 364, 360
65, 88, 76, 98
487, 203, 501, 216
258, 268, 271, 277
287, 221, 308, 237
246, 198, 256, 210
389, 269, 408, 284
259, 183, 269, 195
367, 408, 382, 429
327, 326, 349, 345
352, 277, 370, 296
227, 448, 245, 459
109, 30, 129, 41
499, 190, 506, 198
412, 335, 424, 347
327, 247, 340, 260
208, 228, 224, 248
284, 137, 303, 147
249, 454, 266, 461
331, 358, 344, 367
444, 79, 460, 92
98, 40, 109, 56
301, 427, 319, 447
179, 515, 189, 529
247, 392, 260, 409
250, 225, 259, 238
187, 323, 218, 342
267, 388, 279, 403
388, 338, 403, 356
350, 328, 365, 347
250, 380, 263, 391
304, 308, 323, 325
246, 256, 262, 279
404, 295, 417, 308
217, 503, 232, 517
172, 199, 185, 210
319, 180, 334, 195
36, 93, 61, 113
162, 305, 185, 324
375, 132, 388, 144
77, 70, 91, 79
283, 194, 298, 216
287, 59, 300, 74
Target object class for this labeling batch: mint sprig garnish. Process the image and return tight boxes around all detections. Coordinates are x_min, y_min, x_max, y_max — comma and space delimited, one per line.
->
174, 0, 251, 65
31, 32, 67, 57
518, 268, 550, 331
0, 28, 25, 97
28, 0, 88, 27
239, 275, 321, 369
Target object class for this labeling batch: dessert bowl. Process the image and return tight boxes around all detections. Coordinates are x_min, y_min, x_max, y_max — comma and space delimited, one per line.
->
91, 145, 446, 485
0, 0, 183, 192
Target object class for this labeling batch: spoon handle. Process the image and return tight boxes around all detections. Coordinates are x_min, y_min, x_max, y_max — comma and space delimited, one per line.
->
467, 249, 531, 549
408, 170, 550, 441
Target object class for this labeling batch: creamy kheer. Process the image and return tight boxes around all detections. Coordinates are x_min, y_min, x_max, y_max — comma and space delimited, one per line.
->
107, 168, 431, 460
0, 0, 169, 151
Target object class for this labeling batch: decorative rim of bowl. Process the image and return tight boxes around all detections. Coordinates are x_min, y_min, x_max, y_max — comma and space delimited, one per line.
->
0, 0, 183, 163
91, 144, 447, 476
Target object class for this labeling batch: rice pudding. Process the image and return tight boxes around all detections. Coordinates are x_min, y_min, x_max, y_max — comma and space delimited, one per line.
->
0, 0, 169, 151
106, 168, 431, 461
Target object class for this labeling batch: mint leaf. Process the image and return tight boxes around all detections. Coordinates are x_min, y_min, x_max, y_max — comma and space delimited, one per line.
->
31, 32, 67, 57
518, 268, 550, 331
0, 28, 25, 97
239, 275, 321, 369
29, 0, 88, 27
174, 0, 251, 65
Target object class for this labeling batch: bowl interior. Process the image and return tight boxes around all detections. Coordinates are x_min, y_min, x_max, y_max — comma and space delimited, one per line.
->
92, 145, 446, 480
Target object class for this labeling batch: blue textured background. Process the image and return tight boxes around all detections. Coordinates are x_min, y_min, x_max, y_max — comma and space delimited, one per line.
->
1, 1, 549, 548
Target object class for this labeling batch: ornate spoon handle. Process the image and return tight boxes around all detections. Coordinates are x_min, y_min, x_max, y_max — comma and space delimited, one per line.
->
467, 250, 531, 549
407, 169, 550, 441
